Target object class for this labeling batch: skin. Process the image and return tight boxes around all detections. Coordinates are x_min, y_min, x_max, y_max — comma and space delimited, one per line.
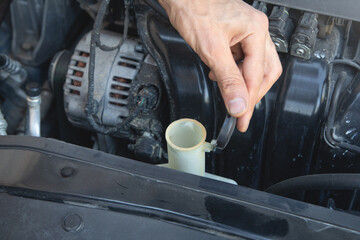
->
158, 0, 282, 132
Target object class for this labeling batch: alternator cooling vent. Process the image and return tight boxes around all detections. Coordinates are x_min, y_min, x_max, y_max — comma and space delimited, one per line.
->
63, 30, 145, 129
66, 51, 89, 96
109, 76, 131, 107
108, 55, 141, 108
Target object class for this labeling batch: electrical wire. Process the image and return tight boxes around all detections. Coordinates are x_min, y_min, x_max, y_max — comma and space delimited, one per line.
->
86, 0, 138, 134
94, 0, 130, 51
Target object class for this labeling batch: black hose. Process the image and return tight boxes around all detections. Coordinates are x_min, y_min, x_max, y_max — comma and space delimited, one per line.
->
265, 174, 360, 196
325, 70, 360, 153
325, 71, 347, 147
331, 59, 360, 72
338, 141, 360, 153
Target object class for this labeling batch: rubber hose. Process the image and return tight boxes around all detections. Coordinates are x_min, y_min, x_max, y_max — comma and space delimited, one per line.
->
265, 174, 360, 196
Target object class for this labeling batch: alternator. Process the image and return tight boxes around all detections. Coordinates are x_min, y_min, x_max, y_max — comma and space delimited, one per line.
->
64, 30, 145, 130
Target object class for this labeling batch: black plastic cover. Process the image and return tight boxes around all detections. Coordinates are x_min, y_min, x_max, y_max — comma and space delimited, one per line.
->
0, 136, 359, 239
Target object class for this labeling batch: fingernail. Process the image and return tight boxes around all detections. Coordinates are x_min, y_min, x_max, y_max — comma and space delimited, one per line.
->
228, 97, 247, 115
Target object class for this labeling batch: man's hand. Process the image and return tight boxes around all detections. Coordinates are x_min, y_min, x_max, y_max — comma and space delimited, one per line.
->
158, 0, 282, 132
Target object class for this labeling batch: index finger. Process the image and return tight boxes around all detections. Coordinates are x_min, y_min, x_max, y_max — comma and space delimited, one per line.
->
241, 32, 266, 102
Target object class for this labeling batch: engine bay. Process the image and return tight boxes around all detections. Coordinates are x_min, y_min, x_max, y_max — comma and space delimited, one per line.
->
1, 0, 360, 218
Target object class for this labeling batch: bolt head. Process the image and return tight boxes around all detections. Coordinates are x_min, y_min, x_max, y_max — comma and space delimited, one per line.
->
296, 48, 306, 55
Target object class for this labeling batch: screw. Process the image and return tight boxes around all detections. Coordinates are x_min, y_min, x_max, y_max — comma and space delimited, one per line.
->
296, 48, 306, 55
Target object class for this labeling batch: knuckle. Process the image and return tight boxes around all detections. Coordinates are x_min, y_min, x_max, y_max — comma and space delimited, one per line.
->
255, 11, 269, 30
205, 44, 219, 60
266, 62, 282, 84
218, 77, 243, 93
198, 37, 223, 66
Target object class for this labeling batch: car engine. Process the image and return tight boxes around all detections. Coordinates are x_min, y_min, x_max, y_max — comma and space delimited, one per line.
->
1, 0, 360, 219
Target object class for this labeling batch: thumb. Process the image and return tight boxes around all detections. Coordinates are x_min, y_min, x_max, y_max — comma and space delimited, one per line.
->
210, 47, 249, 117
